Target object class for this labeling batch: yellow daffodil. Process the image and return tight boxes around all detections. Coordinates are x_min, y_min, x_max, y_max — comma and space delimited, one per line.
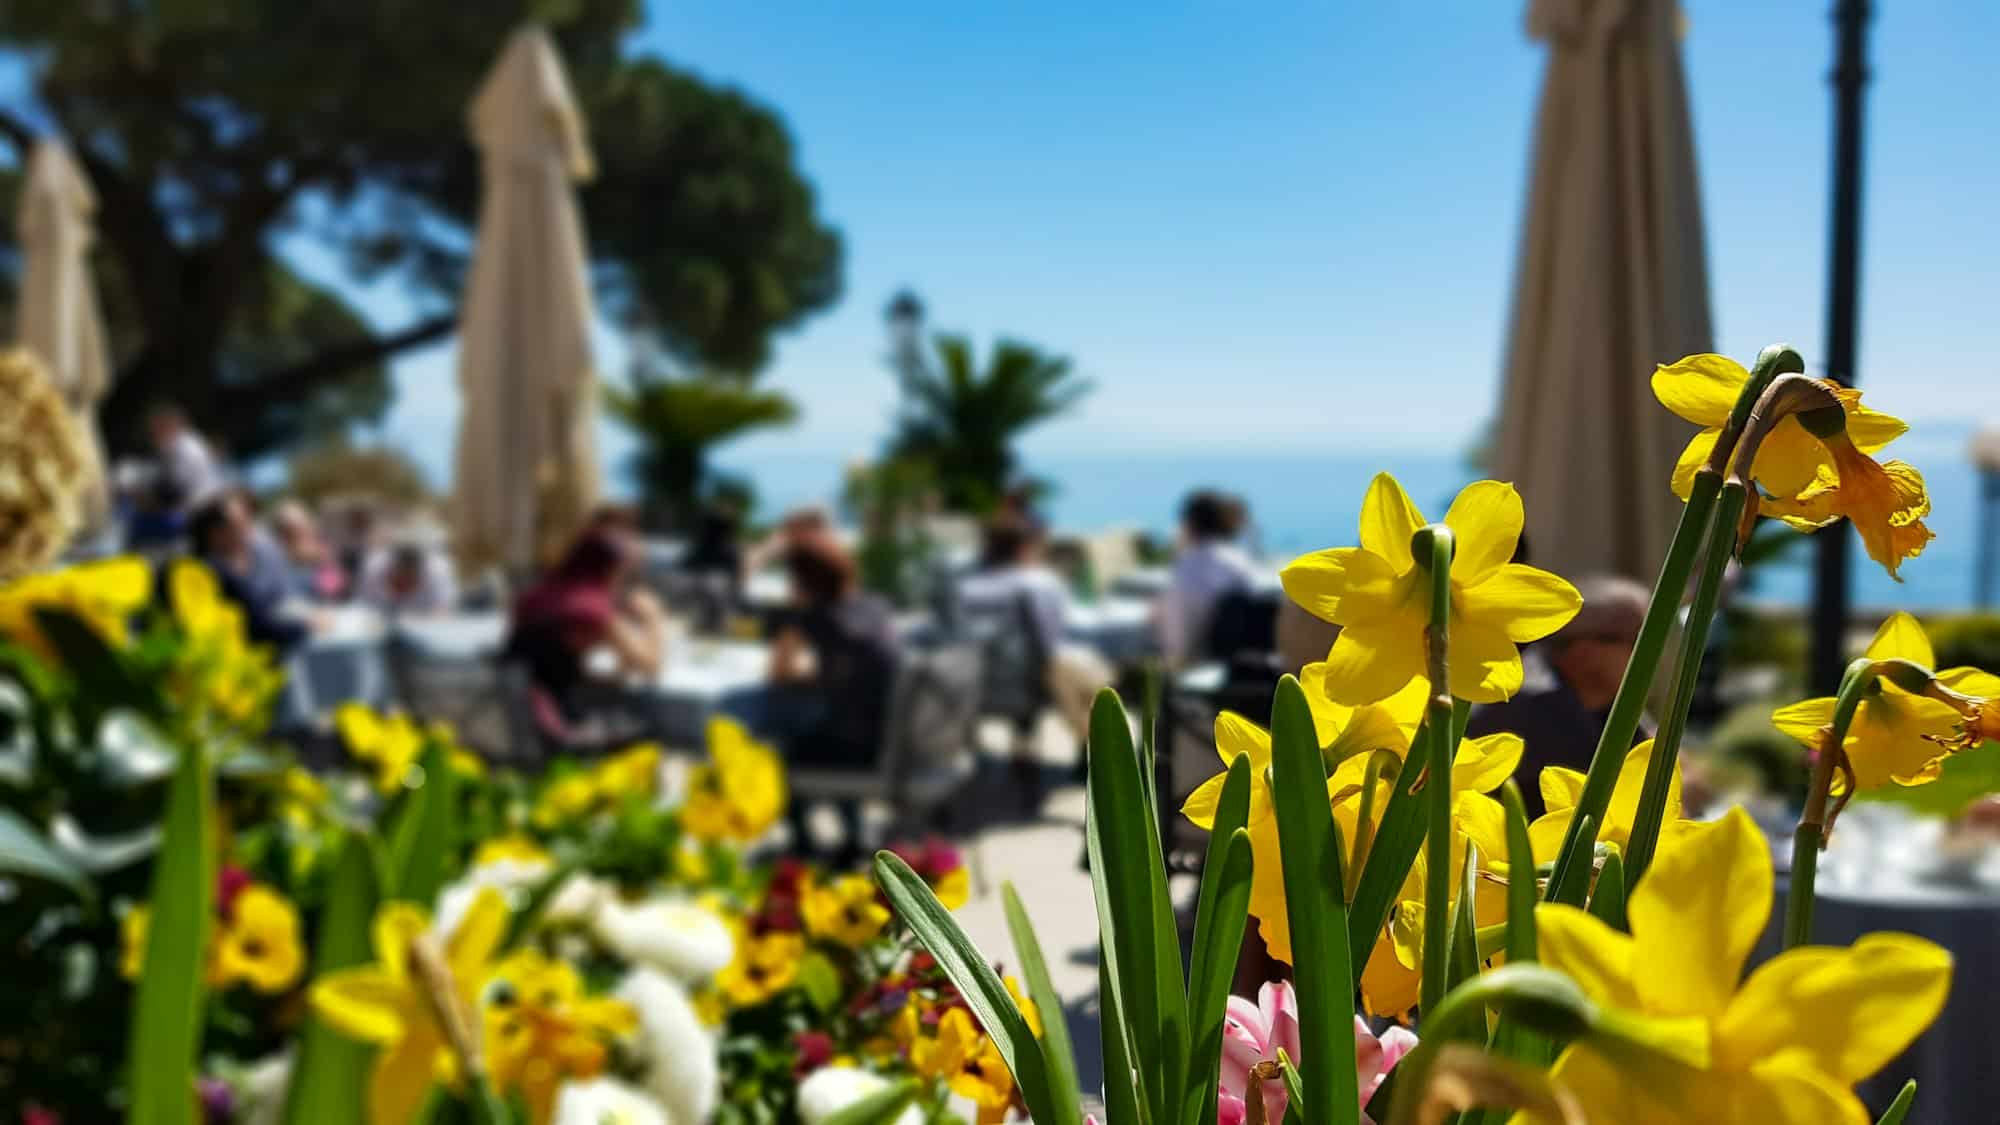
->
681, 718, 786, 843
1933, 666, 2000, 752
474, 834, 554, 868
716, 930, 803, 1008
802, 874, 892, 948
0, 556, 151, 664
481, 949, 639, 1125
1004, 974, 1043, 1038
1462, 739, 1692, 866
1516, 807, 1951, 1125
1652, 354, 1931, 578
335, 703, 425, 794
1772, 613, 1966, 792
911, 1007, 1015, 1125
311, 890, 509, 1125
213, 885, 305, 993
279, 767, 330, 830
592, 743, 663, 798
534, 772, 600, 829
425, 720, 487, 778
1282, 474, 1581, 705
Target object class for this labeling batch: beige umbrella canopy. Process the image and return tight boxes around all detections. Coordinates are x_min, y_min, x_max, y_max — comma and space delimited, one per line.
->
1492, 0, 1710, 582
451, 26, 602, 576
14, 139, 113, 528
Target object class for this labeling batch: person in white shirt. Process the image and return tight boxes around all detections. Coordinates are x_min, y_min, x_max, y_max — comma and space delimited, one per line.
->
956, 517, 1113, 749
1156, 490, 1261, 667
358, 535, 458, 615
146, 404, 225, 514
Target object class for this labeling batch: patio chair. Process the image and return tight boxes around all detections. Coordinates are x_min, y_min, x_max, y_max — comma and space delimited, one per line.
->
495, 661, 652, 766
954, 590, 1050, 750
383, 632, 513, 761
788, 643, 988, 889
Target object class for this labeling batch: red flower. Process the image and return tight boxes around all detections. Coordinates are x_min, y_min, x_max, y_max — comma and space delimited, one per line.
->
216, 865, 252, 917
794, 1029, 835, 1075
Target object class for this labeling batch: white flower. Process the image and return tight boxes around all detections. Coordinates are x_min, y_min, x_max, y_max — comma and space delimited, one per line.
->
433, 861, 607, 942
234, 1050, 293, 1125
552, 1077, 672, 1125
797, 1067, 925, 1125
592, 895, 734, 982
618, 967, 720, 1125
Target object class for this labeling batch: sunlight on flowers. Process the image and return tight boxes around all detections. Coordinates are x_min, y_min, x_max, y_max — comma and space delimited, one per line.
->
681, 717, 787, 843
1281, 473, 1581, 704
803, 873, 892, 948
482, 949, 639, 1125
910, 1007, 1015, 1125
1772, 613, 1968, 792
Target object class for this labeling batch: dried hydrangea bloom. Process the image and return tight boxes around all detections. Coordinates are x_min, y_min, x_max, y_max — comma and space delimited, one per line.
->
0, 348, 89, 579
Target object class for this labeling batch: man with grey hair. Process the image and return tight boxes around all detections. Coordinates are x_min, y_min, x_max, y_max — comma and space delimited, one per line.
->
1464, 573, 1653, 817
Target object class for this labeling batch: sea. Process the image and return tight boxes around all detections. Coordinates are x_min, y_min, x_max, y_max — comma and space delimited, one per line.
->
713, 435, 1990, 614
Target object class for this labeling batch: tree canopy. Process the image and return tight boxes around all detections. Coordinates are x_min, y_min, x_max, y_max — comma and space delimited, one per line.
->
0, 1, 842, 458
889, 333, 1092, 513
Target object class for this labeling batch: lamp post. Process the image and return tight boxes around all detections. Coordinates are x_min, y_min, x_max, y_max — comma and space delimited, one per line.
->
1809, 0, 1872, 694
1975, 424, 2000, 609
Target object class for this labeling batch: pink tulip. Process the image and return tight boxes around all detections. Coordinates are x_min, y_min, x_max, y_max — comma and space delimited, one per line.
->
1215, 981, 1419, 1125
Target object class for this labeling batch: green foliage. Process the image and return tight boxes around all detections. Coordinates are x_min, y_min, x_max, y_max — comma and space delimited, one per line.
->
888, 333, 1091, 513
127, 741, 215, 1125
842, 457, 941, 607
604, 372, 798, 526
282, 832, 383, 1125
0, 2, 840, 455
286, 437, 434, 510
1703, 701, 1812, 800
1932, 613, 2000, 675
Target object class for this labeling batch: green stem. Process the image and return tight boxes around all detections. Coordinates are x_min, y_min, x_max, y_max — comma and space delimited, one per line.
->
1623, 481, 1749, 885
1420, 526, 1455, 1017
1783, 659, 1875, 948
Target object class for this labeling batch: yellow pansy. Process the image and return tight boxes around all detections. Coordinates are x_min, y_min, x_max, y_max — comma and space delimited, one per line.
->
802, 874, 892, 948
1771, 613, 1967, 792
592, 743, 663, 798
1491, 739, 1694, 865
120, 905, 151, 980
911, 1007, 1015, 1125
681, 718, 787, 843
0, 556, 152, 663
311, 890, 509, 1125
1004, 975, 1043, 1038
1515, 807, 1950, 1125
1652, 354, 1930, 578
1282, 474, 1581, 705
213, 885, 305, 994
716, 930, 803, 1008
482, 949, 638, 1125
533, 772, 600, 829
474, 834, 553, 868
335, 703, 425, 794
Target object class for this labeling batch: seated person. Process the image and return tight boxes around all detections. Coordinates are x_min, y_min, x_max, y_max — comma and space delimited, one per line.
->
1464, 574, 1650, 817
358, 532, 458, 615
505, 527, 667, 724
270, 500, 347, 602
187, 490, 310, 653
956, 516, 1113, 749
1156, 489, 1261, 667
745, 533, 901, 862
739, 504, 835, 580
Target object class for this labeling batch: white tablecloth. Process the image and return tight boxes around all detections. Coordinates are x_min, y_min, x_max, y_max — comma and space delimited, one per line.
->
1065, 597, 1154, 663
644, 639, 771, 745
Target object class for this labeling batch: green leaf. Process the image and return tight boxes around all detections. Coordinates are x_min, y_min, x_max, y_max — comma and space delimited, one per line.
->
1100, 956, 1146, 1125
1874, 1080, 1917, 1125
1267, 675, 1361, 1125
1184, 755, 1255, 1125
820, 1078, 921, 1125
1501, 782, 1535, 964
1084, 688, 1186, 1122
500, 858, 583, 950
0, 807, 94, 903
387, 739, 457, 903
1588, 850, 1628, 932
284, 831, 384, 1124
1348, 714, 1430, 981
1276, 1048, 1308, 1117
31, 606, 155, 719
798, 952, 843, 1015
874, 852, 1066, 1125
127, 742, 215, 1125
1001, 883, 1084, 1123
1447, 840, 1481, 992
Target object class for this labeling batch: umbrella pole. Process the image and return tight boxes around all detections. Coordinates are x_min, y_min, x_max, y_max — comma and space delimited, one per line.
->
1809, 0, 1873, 695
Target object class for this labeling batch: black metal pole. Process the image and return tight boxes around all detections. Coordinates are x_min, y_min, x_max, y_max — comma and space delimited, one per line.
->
1809, 0, 1872, 695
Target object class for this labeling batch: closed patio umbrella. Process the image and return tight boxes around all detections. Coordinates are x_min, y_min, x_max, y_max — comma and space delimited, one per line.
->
15, 139, 113, 528
451, 26, 601, 576
1492, 0, 1711, 581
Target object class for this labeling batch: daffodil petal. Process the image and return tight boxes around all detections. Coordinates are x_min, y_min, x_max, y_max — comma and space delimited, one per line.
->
1446, 618, 1525, 704
1539, 766, 1585, 813
1717, 933, 1951, 1083
1629, 808, 1770, 1020
370, 1032, 445, 1125
1650, 353, 1748, 428
1457, 564, 1582, 643
1324, 701, 1415, 766
1938, 666, 2000, 698
1359, 472, 1426, 573
1454, 791, 1510, 860
1281, 547, 1410, 626
1670, 429, 1720, 501
1532, 904, 1641, 1010
1603, 739, 1678, 845
1863, 611, 1934, 665
1214, 711, 1273, 769
309, 971, 410, 1043
1526, 810, 1572, 864
1320, 620, 1426, 706
449, 887, 509, 971
1752, 419, 1832, 499
1771, 696, 1835, 749
1181, 772, 1226, 830
1839, 392, 1909, 454
1452, 732, 1523, 794
1443, 481, 1524, 584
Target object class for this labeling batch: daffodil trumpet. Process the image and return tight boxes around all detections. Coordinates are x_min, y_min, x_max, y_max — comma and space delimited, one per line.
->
1416, 524, 1456, 1017
1544, 346, 1801, 905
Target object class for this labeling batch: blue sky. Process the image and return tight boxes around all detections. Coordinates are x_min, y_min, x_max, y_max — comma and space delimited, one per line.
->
15, 3, 2000, 483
